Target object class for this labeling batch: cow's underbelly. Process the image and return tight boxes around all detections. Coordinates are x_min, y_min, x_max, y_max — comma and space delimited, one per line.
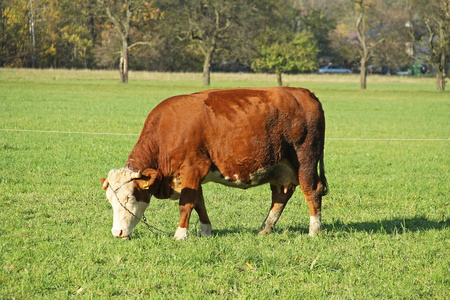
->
203, 159, 299, 190
168, 159, 299, 200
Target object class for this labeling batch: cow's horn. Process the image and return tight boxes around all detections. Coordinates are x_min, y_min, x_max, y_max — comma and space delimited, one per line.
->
131, 170, 142, 179
102, 178, 109, 190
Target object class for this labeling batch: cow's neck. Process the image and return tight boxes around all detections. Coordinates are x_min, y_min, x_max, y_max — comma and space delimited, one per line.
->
126, 140, 158, 172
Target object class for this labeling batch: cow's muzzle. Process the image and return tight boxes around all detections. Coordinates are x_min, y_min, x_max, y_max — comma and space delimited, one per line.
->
112, 229, 131, 239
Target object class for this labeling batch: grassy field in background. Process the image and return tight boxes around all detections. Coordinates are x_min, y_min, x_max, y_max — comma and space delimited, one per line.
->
0, 69, 449, 298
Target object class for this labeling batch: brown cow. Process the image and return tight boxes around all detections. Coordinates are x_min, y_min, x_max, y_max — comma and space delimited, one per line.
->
100, 87, 327, 240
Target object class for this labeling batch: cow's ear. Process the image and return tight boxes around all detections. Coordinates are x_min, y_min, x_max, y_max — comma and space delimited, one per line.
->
136, 168, 158, 190
100, 178, 109, 191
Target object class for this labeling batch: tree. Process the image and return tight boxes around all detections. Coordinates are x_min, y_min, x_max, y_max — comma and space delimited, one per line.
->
301, 8, 336, 64
251, 0, 319, 86
352, 0, 385, 89
412, 0, 449, 90
97, 0, 158, 83
28, 0, 37, 67
34, 0, 98, 69
252, 31, 318, 86
187, 0, 231, 86
0, 0, 98, 68
0, 0, 43, 68
158, 0, 254, 86
55, 0, 98, 69
372, 2, 411, 74
0, 0, 28, 67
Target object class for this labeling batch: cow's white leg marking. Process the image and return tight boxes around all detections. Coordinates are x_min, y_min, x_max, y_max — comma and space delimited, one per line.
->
257, 210, 281, 235
174, 227, 188, 240
199, 222, 213, 237
309, 212, 322, 236
266, 210, 281, 228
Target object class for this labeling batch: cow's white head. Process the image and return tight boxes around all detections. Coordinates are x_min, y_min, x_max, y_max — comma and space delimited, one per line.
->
100, 168, 157, 239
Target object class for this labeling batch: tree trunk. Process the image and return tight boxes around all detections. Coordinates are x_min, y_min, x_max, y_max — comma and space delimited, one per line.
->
276, 70, 283, 87
436, 53, 446, 91
355, 1, 369, 90
119, 37, 128, 83
360, 57, 367, 90
29, 0, 37, 68
436, 69, 445, 91
203, 48, 213, 86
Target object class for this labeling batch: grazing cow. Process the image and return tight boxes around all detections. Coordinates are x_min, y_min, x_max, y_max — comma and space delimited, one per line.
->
100, 87, 327, 240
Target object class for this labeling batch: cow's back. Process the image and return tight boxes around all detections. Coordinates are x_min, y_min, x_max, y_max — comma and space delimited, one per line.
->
200, 87, 323, 182
131, 87, 324, 182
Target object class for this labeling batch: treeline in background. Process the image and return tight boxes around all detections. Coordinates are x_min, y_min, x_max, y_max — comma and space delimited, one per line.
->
1, 0, 448, 89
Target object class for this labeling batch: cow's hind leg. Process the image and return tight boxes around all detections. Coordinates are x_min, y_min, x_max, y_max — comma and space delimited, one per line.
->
297, 152, 327, 236
257, 184, 294, 235
194, 187, 213, 237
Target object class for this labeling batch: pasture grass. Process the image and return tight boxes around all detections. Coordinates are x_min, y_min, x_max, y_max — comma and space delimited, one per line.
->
0, 69, 449, 299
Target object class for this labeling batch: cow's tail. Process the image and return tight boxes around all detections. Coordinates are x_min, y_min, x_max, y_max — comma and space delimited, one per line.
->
319, 153, 328, 196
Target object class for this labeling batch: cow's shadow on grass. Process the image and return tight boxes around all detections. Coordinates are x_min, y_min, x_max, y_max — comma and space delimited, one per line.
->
133, 217, 448, 238
291, 217, 449, 235
212, 217, 448, 237
210, 226, 260, 237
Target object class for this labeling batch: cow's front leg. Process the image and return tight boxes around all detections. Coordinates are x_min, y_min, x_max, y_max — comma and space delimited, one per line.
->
257, 184, 294, 235
174, 188, 198, 240
175, 163, 211, 240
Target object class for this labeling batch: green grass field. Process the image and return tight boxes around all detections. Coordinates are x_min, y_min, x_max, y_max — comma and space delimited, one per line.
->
1, 69, 449, 299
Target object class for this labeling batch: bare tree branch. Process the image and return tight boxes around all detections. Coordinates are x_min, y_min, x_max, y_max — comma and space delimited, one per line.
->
128, 41, 152, 50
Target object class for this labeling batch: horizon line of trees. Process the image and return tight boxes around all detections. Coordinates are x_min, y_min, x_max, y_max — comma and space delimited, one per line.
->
1, 0, 449, 89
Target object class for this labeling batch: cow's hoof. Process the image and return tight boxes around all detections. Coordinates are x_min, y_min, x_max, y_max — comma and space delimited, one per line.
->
309, 213, 321, 237
199, 222, 213, 237
199, 231, 213, 237
174, 227, 188, 240
308, 226, 322, 237
308, 230, 321, 237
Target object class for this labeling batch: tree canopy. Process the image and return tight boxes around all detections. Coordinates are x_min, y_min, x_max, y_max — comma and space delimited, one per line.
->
252, 31, 318, 86
1, 0, 448, 88
411, 0, 450, 90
